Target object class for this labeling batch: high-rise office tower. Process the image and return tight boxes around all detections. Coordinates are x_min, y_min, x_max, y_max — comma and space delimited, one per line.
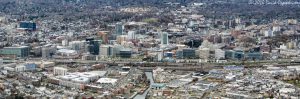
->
161, 32, 169, 45
127, 31, 136, 40
115, 22, 124, 35
86, 38, 101, 55
100, 45, 115, 57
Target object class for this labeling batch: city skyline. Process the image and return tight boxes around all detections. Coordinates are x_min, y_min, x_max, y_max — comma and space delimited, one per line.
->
0, 0, 299, 99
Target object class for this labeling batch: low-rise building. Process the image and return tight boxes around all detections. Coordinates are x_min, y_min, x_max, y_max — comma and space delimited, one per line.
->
0, 46, 30, 58
54, 67, 68, 76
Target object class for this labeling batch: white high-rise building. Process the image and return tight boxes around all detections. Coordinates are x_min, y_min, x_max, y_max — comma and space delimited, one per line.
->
54, 67, 68, 76
157, 52, 163, 62
62, 39, 69, 46
100, 45, 109, 57
264, 29, 273, 37
215, 49, 225, 59
272, 25, 281, 32
199, 48, 210, 59
161, 32, 169, 45
69, 41, 86, 51
127, 31, 136, 40
100, 45, 114, 58
235, 18, 241, 24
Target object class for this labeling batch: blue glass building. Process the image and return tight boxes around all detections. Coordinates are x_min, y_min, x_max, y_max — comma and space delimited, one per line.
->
19, 21, 36, 31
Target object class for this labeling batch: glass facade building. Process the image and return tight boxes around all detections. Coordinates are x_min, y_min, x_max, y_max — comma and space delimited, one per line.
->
19, 21, 37, 31
0, 46, 30, 58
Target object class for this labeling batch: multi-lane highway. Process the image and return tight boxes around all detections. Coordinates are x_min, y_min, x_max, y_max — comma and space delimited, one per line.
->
3, 58, 300, 69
